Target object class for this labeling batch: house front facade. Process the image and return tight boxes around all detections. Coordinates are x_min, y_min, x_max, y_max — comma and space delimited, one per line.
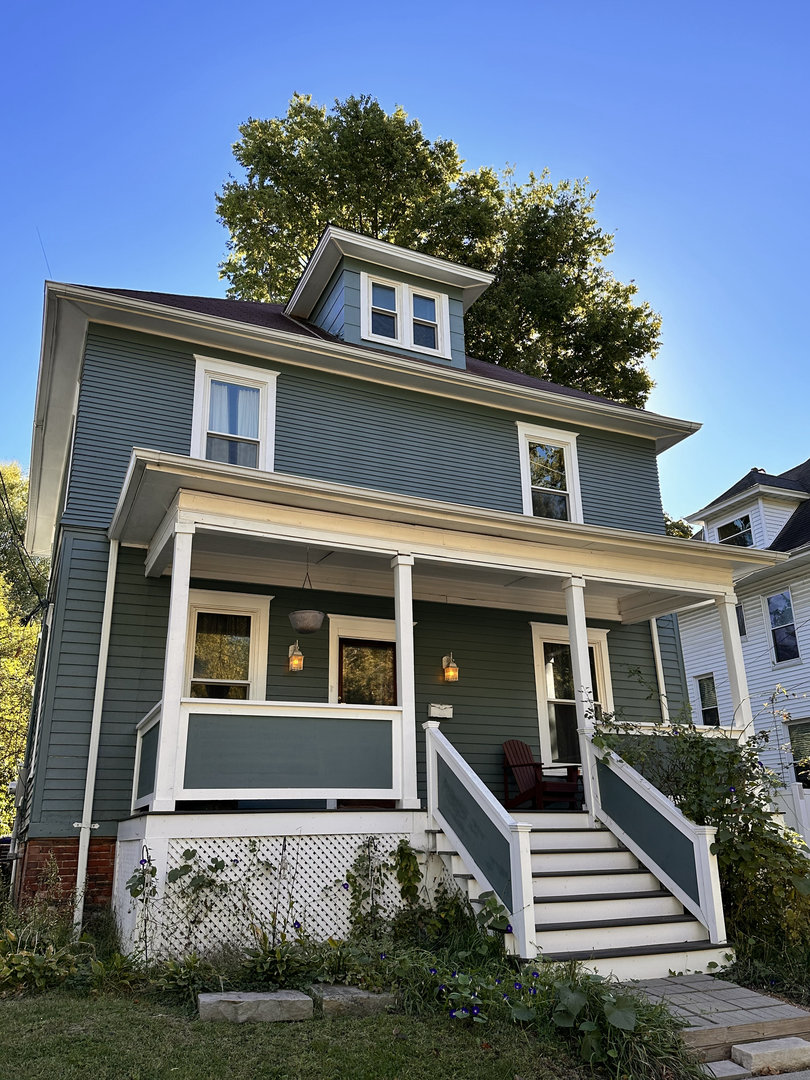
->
12, 228, 780, 975
680, 461, 810, 840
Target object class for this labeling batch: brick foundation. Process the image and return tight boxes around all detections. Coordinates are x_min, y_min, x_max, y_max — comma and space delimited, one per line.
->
15, 837, 117, 912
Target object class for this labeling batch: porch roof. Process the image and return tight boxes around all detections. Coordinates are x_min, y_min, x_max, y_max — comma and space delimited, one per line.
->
109, 450, 783, 623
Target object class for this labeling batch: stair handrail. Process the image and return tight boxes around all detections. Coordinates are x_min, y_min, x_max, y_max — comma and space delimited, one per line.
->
584, 735, 726, 943
423, 721, 536, 958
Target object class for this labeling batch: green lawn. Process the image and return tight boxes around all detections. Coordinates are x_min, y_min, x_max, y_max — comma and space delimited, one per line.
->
0, 992, 588, 1080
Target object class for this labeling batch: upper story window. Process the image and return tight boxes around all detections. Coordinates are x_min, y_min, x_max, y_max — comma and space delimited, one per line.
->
717, 514, 753, 547
765, 588, 800, 663
360, 273, 451, 358
185, 590, 271, 700
516, 423, 583, 523
192, 356, 279, 471
696, 674, 720, 726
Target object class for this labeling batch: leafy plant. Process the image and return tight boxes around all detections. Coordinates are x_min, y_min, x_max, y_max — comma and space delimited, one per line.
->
155, 953, 220, 1009
0, 929, 77, 995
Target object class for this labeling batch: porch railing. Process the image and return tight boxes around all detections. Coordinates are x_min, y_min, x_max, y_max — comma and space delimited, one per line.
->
583, 736, 726, 943
133, 700, 403, 809
423, 721, 536, 959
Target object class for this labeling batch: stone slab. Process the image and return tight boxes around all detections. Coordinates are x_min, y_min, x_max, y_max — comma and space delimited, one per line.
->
731, 1037, 810, 1072
310, 984, 396, 1018
198, 991, 313, 1023
702, 1061, 751, 1079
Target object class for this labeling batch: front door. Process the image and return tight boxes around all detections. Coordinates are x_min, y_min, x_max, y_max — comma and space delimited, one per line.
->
338, 639, 397, 705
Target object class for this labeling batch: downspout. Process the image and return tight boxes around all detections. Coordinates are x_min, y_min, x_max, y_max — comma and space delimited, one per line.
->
72, 538, 119, 933
649, 618, 670, 722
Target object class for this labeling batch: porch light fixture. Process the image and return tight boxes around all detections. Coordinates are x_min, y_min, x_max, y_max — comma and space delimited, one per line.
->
288, 548, 325, 634
288, 641, 304, 672
442, 653, 459, 682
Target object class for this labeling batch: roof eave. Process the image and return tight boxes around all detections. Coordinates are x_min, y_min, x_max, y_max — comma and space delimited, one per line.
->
687, 484, 810, 524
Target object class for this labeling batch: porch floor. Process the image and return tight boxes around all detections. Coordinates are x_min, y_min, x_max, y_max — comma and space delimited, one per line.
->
633, 974, 810, 1063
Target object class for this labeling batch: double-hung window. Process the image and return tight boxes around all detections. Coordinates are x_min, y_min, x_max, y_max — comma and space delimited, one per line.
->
765, 588, 800, 663
696, 674, 720, 726
516, 423, 583, 523
717, 514, 753, 547
360, 273, 450, 358
192, 356, 279, 471
185, 590, 271, 700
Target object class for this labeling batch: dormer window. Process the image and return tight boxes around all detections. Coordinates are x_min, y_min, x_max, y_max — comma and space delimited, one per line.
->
717, 514, 753, 547
360, 273, 450, 358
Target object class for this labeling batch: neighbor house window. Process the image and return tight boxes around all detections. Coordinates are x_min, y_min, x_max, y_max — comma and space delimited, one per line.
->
696, 674, 720, 726
717, 514, 753, 547
360, 273, 451, 357
191, 356, 278, 471
185, 590, 271, 700
765, 589, 800, 663
516, 423, 583, 523
736, 603, 747, 638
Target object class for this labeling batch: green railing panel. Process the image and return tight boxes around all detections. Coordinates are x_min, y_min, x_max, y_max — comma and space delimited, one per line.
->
437, 756, 512, 910
184, 713, 393, 790
596, 759, 699, 904
137, 723, 159, 800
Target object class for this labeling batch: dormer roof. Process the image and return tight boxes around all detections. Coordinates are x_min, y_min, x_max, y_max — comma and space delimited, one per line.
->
284, 225, 495, 319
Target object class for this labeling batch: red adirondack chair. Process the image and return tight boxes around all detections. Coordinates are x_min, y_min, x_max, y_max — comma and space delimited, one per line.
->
502, 739, 580, 810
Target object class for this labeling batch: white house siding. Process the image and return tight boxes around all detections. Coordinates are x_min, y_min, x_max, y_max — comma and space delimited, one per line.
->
760, 496, 801, 546
680, 567, 810, 780
706, 503, 767, 549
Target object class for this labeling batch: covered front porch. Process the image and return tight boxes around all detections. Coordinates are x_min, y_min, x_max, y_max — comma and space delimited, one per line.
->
111, 450, 778, 819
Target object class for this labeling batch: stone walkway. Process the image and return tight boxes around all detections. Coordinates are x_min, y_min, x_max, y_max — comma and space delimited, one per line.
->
633, 974, 810, 1065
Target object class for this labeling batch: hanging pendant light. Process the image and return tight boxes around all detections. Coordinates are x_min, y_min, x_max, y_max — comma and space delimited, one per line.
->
289, 548, 325, 634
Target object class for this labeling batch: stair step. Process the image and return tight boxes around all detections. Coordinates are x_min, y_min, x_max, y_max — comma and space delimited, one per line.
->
533, 868, 660, 895
536, 915, 707, 953
532, 848, 638, 872
535, 891, 681, 922
530, 829, 620, 851
541, 940, 730, 981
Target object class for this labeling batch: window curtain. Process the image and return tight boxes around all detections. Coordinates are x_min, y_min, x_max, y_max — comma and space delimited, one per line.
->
208, 380, 259, 438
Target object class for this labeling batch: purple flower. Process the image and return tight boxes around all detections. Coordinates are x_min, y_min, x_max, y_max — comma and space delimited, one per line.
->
729, 787, 736, 793
342, 882, 349, 890
460, 1007, 469, 1016
139, 858, 147, 866
449, 1008, 456, 1018
438, 984, 446, 992
232, 857, 240, 865
514, 981, 522, 990
429, 967, 437, 975
380, 953, 386, 960
506, 924, 513, 933
529, 987, 537, 996
293, 920, 301, 930
495, 979, 502, 985
532, 971, 539, 978
502, 993, 509, 1000
471, 1005, 480, 1016
451, 970, 458, 978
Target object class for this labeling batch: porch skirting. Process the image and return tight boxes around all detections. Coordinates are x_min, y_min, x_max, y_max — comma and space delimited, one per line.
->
113, 811, 434, 956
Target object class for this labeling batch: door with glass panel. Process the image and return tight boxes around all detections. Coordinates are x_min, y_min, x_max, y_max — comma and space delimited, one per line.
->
535, 639, 603, 767
338, 639, 397, 706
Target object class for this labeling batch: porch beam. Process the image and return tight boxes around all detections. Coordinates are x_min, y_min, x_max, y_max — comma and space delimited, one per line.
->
152, 524, 195, 811
563, 576, 597, 819
144, 495, 182, 578
715, 593, 755, 735
392, 554, 419, 809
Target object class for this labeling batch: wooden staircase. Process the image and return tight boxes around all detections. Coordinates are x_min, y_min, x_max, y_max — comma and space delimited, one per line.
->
430, 811, 731, 980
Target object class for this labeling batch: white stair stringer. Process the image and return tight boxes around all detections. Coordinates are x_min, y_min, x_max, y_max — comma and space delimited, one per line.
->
428, 812, 731, 981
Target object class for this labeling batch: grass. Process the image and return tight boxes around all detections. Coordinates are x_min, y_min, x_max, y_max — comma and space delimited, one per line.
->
0, 990, 589, 1080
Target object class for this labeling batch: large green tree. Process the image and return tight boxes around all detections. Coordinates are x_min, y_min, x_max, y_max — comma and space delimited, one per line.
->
217, 94, 660, 407
0, 464, 49, 832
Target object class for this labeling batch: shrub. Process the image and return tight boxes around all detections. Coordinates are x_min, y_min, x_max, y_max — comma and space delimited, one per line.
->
0, 929, 77, 995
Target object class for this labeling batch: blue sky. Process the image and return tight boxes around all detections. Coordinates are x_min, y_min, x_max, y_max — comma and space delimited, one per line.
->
2, 1, 807, 518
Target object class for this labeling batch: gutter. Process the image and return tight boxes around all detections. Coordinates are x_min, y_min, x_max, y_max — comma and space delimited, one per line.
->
72, 538, 119, 933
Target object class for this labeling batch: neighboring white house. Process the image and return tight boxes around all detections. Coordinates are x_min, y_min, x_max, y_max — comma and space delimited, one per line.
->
680, 460, 810, 840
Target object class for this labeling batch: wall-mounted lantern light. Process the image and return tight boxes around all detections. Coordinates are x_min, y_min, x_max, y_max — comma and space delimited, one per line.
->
442, 653, 459, 682
288, 641, 304, 672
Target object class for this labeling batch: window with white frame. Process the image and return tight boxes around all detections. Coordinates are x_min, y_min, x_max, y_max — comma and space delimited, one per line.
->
717, 514, 753, 547
765, 588, 800, 663
191, 356, 278, 471
696, 674, 720, 726
516, 423, 583, 523
185, 590, 271, 699
359, 273, 451, 358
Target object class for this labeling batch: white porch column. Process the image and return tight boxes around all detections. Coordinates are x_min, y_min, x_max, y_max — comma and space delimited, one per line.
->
392, 554, 420, 809
152, 524, 195, 811
715, 593, 754, 735
562, 575, 596, 817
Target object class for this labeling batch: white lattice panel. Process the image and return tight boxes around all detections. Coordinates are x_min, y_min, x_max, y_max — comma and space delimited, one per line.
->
146, 833, 408, 957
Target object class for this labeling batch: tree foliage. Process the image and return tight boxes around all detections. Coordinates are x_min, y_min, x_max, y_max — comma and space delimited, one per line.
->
217, 94, 661, 407
664, 513, 694, 539
0, 464, 49, 833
